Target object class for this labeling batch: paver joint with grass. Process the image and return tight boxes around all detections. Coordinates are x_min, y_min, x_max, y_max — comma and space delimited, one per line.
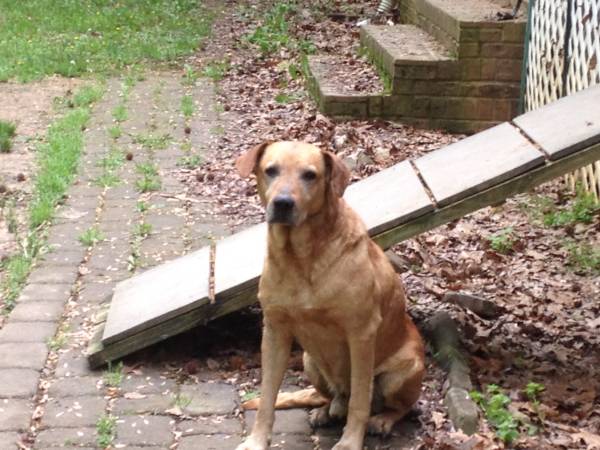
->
0, 120, 16, 153
1, 84, 103, 312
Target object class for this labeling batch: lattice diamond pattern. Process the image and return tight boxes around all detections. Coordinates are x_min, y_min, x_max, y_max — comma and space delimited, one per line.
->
524, 0, 567, 111
525, 0, 599, 198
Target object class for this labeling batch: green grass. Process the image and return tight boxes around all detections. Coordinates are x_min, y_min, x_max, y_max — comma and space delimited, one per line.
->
134, 222, 153, 238
241, 390, 260, 402
79, 227, 104, 247
96, 414, 116, 448
274, 92, 301, 104
0, 0, 213, 82
487, 227, 518, 254
1, 255, 31, 312
1, 84, 102, 312
202, 60, 230, 81
566, 241, 600, 273
246, 3, 294, 55
133, 133, 171, 150
183, 64, 199, 85
135, 162, 161, 192
112, 104, 128, 123
103, 361, 123, 387
136, 201, 149, 213
29, 107, 93, 228
177, 154, 203, 169
181, 95, 194, 117
73, 85, 103, 108
543, 188, 599, 227
108, 125, 122, 140
0, 120, 16, 153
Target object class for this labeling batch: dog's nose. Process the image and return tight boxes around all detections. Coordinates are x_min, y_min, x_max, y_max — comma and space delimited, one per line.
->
273, 195, 295, 212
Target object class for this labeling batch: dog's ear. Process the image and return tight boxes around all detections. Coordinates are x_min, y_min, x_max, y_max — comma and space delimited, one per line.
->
236, 142, 271, 177
323, 151, 351, 197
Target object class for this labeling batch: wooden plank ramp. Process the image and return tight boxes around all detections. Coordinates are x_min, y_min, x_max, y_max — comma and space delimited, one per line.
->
88, 84, 600, 368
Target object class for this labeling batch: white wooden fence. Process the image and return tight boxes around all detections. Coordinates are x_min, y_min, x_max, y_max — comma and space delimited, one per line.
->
523, 0, 600, 198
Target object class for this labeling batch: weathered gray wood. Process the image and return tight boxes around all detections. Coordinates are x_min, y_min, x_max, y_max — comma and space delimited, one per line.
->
214, 223, 266, 300
345, 160, 434, 236
513, 84, 600, 160
414, 122, 544, 206
375, 142, 600, 249
102, 246, 210, 345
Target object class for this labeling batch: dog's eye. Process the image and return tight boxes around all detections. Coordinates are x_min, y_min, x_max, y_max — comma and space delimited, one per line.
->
301, 170, 317, 182
265, 166, 279, 177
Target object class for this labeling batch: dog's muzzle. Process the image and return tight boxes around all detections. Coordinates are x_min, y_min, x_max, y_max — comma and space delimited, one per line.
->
267, 195, 296, 225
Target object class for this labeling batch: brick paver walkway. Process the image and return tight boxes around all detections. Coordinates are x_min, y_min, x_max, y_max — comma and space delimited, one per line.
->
0, 74, 416, 449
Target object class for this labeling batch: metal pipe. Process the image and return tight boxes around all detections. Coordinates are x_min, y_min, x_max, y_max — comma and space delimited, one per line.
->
377, 0, 395, 15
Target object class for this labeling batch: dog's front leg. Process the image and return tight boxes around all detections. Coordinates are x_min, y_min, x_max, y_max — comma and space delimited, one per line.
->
236, 319, 292, 450
333, 331, 376, 450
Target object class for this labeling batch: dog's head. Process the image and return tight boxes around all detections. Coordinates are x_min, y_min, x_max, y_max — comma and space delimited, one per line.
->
236, 141, 350, 226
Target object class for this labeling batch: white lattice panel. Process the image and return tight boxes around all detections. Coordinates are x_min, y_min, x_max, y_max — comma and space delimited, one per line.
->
566, 0, 600, 94
524, 0, 600, 198
565, 0, 600, 198
524, 0, 567, 111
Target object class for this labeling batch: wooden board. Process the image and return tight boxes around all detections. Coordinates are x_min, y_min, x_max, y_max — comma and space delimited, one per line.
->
214, 223, 267, 300
102, 247, 210, 345
375, 142, 600, 249
414, 122, 545, 207
513, 84, 600, 160
344, 160, 434, 235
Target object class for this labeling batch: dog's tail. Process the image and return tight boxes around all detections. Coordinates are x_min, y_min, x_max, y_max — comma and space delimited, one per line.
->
241, 388, 328, 410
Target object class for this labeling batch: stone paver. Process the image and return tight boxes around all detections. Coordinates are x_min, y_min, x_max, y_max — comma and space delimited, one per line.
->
77, 283, 115, 305
0, 431, 19, 449
113, 393, 173, 415
271, 434, 315, 450
179, 383, 237, 416
120, 371, 177, 395
54, 351, 93, 378
43, 397, 106, 428
40, 249, 86, 267
17, 284, 71, 303
26, 266, 79, 286
47, 377, 100, 398
0, 369, 39, 398
178, 434, 243, 450
35, 426, 96, 447
10, 302, 65, 322
0, 399, 32, 431
0, 322, 57, 343
180, 417, 242, 435
244, 409, 312, 435
114, 415, 174, 447
0, 343, 47, 370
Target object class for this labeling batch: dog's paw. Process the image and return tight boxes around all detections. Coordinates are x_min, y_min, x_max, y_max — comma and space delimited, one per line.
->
331, 439, 362, 450
329, 395, 348, 420
367, 413, 395, 436
235, 436, 268, 450
309, 405, 333, 427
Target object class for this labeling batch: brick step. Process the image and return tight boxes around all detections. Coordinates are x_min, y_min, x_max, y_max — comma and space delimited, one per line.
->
306, 53, 518, 133
306, 55, 385, 118
360, 24, 455, 87
400, 0, 525, 55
